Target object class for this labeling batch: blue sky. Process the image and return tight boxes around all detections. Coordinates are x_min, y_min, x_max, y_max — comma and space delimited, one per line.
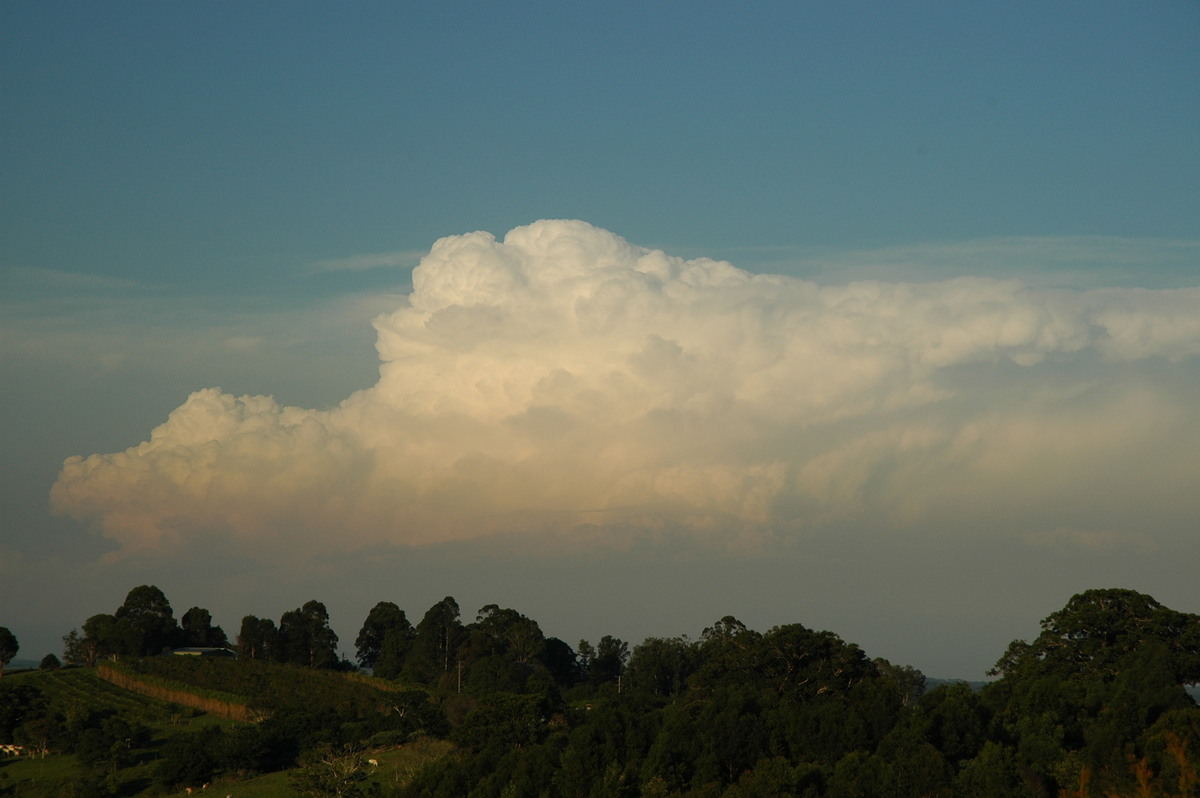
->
2, 2, 1198, 679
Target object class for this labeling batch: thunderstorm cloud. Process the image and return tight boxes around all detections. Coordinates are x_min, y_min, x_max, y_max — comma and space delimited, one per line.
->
51, 221, 1200, 562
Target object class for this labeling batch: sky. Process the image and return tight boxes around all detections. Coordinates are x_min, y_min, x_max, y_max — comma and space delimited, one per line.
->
1, 2, 1198, 681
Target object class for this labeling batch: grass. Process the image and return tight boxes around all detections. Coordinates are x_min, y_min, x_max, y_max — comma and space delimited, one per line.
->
10, 666, 189, 725
0, 753, 83, 797
208, 737, 457, 797
1, 666, 454, 796
2, 667, 240, 796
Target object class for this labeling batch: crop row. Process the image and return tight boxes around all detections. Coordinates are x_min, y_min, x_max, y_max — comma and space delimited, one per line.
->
34, 668, 179, 722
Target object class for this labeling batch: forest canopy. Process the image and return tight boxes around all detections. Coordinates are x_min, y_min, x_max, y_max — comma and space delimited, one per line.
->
1, 586, 1197, 798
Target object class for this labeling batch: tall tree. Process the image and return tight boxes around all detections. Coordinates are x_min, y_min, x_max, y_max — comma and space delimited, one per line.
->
278, 600, 339, 668
0, 627, 17, 678
469, 605, 546, 664
984, 588, 1200, 796
355, 601, 412, 670
627, 636, 698, 697
410, 597, 465, 683
990, 588, 1200, 684
115, 585, 180, 655
237, 615, 278, 661
61, 629, 86, 666
542, 637, 581, 687
180, 606, 229, 648
81, 613, 133, 663
589, 635, 630, 686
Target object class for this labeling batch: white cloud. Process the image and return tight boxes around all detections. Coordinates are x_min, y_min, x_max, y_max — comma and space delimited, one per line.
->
50, 221, 1200, 562
305, 249, 424, 274
740, 236, 1200, 289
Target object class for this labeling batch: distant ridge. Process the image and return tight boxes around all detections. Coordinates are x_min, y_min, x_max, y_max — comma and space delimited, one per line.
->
4, 659, 42, 672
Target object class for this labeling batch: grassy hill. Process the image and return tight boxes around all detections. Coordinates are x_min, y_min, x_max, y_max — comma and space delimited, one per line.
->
0, 662, 451, 797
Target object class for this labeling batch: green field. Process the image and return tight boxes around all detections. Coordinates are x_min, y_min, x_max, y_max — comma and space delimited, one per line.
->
0, 665, 450, 797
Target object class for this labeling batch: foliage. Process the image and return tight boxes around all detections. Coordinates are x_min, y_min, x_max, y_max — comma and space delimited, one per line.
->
290, 742, 375, 797
982, 588, 1200, 797
238, 614, 279, 661
278, 600, 340, 669
0, 627, 17, 678
991, 588, 1200, 684
10, 583, 1197, 797
0, 628, 16, 680
180, 606, 229, 648
356, 601, 413, 673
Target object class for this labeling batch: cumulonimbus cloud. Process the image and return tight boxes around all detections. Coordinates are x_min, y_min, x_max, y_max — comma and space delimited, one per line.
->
51, 220, 1200, 561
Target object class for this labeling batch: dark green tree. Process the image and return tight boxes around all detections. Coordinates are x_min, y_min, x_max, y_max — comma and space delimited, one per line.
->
701, 615, 750, 646
990, 588, 1200, 684
984, 588, 1200, 796
156, 726, 222, 789
180, 606, 228, 648
696, 615, 760, 683
468, 605, 546, 665
541, 637, 581, 686
114, 584, 180, 655
354, 601, 412, 671
589, 635, 629, 686
0, 627, 17, 678
81, 613, 133, 663
62, 628, 86, 666
238, 615, 278, 661
626, 636, 698, 697
576, 639, 595, 678
278, 600, 339, 668
874, 656, 927, 707
409, 596, 465, 683
0, 683, 46, 740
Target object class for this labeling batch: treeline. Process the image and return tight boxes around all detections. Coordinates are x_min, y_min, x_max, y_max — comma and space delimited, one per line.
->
390, 590, 1200, 798
4, 586, 1199, 797
61, 585, 230, 665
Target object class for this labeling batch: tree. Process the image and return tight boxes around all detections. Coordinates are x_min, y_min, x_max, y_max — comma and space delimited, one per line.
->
114, 585, 180, 655
542, 637, 581, 686
0, 627, 17, 677
81, 614, 124, 664
577, 639, 595, 678
627, 636, 698, 697
984, 589, 1200, 796
990, 588, 1200, 684
0, 683, 46, 740
589, 635, 629, 686
62, 628, 86, 666
874, 657, 927, 707
238, 615, 278, 661
354, 601, 412, 670
468, 605, 545, 665
278, 600, 339, 668
701, 615, 750, 646
39, 653, 61, 671
181, 606, 228, 648
410, 597, 465, 682
290, 742, 371, 798
156, 726, 222, 790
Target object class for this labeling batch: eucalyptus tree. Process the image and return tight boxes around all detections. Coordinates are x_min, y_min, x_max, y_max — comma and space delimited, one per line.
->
114, 584, 181, 655
355, 601, 413, 677
278, 600, 339, 669
0, 627, 17, 677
